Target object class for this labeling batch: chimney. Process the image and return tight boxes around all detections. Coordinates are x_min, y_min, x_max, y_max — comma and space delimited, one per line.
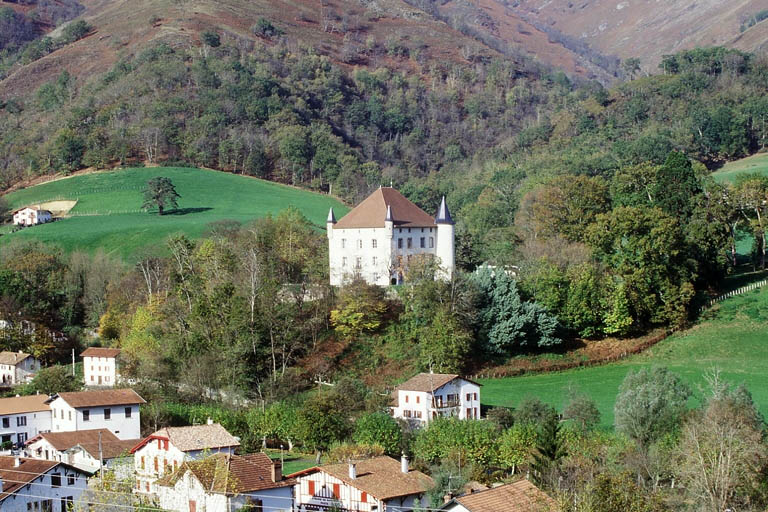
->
271, 460, 282, 482
207, 417, 213, 425
400, 454, 409, 474
348, 462, 357, 480
14, 456, 21, 468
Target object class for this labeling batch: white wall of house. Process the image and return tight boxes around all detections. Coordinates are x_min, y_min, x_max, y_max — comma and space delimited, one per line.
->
134, 439, 237, 495
0, 464, 87, 512
83, 355, 118, 387
12, 208, 52, 227
391, 379, 481, 425
0, 410, 51, 447
158, 472, 293, 512
68, 448, 133, 480
0, 357, 40, 386
328, 224, 453, 287
49, 398, 140, 440
295, 471, 427, 512
26, 438, 65, 462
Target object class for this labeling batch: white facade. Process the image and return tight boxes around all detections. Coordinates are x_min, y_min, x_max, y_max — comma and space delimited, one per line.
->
0, 459, 89, 512
157, 470, 293, 512
83, 353, 119, 387
48, 397, 141, 440
0, 396, 52, 448
327, 188, 455, 287
26, 437, 65, 462
391, 376, 481, 426
12, 208, 52, 226
0, 353, 40, 385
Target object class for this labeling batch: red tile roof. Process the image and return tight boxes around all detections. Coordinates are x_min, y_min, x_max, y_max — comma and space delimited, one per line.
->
0, 395, 50, 415
81, 347, 121, 358
28, 428, 119, 451
131, 423, 241, 453
396, 373, 481, 393
48, 388, 145, 408
0, 457, 88, 503
451, 480, 559, 512
334, 188, 436, 229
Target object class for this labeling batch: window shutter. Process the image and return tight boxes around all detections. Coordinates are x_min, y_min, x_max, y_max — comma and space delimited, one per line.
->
308, 480, 315, 496
333, 483, 340, 498
362, 492, 368, 503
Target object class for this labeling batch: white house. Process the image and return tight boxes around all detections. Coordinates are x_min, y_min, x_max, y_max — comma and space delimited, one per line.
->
0, 394, 51, 448
81, 347, 121, 387
0, 351, 41, 385
390, 373, 482, 426
66, 436, 136, 478
292, 455, 433, 512
12, 207, 53, 227
327, 187, 455, 287
0, 456, 90, 512
132, 422, 241, 496
25, 428, 135, 468
45, 389, 145, 440
440, 480, 558, 512
156, 452, 294, 512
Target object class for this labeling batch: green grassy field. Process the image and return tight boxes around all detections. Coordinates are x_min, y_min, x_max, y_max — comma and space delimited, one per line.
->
1, 168, 347, 260
712, 152, 768, 183
480, 286, 768, 427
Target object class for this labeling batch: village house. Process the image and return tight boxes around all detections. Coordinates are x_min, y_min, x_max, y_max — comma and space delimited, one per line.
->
81, 347, 121, 387
0, 394, 51, 448
0, 351, 41, 386
0, 455, 90, 512
66, 437, 136, 478
327, 187, 455, 287
12, 207, 52, 227
132, 421, 241, 496
156, 452, 294, 512
45, 388, 145, 440
390, 373, 482, 426
440, 480, 558, 512
292, 455, 433, 512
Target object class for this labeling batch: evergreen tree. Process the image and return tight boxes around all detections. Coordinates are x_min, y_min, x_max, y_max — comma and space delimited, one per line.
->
531, 413, 566, 487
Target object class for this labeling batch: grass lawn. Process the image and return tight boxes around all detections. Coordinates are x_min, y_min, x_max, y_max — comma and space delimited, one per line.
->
711, 152, 768, 183
480, 286, 768, 427
1, 168, 347, 261
264, 449, 317, 474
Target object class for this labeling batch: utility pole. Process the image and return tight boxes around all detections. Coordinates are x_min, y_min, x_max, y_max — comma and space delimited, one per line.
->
98, 430, 104, 488
71, 349, 75, 376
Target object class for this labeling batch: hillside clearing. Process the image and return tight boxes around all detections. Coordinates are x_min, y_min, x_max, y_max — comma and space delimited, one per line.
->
479, 286, 768, 427
712, 152, 768, 183
0, 167, 347, 260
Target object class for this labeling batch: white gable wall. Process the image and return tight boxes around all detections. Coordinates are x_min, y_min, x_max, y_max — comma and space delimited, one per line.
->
83, 355, 118, 387
391, 378, 481, 425
49, 397, 140, 440
0, 410, 51, 447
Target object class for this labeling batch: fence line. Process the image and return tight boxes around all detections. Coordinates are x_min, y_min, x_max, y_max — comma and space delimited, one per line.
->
472, 279, 768, 381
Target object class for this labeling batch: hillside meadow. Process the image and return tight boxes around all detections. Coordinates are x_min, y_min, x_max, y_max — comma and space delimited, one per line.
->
0, 167, 348, 260
480, 285, 768, 427
712, 152, 768, 183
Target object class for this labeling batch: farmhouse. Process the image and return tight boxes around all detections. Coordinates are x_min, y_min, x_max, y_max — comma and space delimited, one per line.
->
0, 395, 51, 448
132, 421, 241, 496
12, 207, 52, 226
327, 187, 455, 286
0, 351, 40, 385
156, 452, 294, 512
440, 480, 558, 512
390, 373, 481, 426
292, 455, 433, 512
81, 347, 121, 387
45, 389, 145, 440
0, 456, 90, 512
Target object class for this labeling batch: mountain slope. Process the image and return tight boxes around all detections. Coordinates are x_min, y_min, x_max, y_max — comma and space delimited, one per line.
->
507, 0, 768, 71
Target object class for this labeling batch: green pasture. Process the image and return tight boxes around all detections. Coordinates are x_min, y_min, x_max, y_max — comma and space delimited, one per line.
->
1, 167, 347, 260
480, 286, 768, 427
711, 152, 768, 183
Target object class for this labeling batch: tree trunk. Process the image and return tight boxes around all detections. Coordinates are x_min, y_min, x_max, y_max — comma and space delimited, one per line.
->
158, 204, 164, 216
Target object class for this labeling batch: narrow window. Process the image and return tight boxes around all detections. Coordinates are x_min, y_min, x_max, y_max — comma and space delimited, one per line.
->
372, 239, 377, 248
398, 238, 403, 249
429, 237, 434, 248
355, 257, 361, 268
416, 396, 420, 404
420, 237, 425, 248
82, 410, 90, 422
125, 407, 132, 418
358, 239, 362, 249
372, 256, 377, 266
141, 456, 145, 469
342, 257, 347, 267
104, 408, 111, 421
466, 393, 471, 401
407, 238, 412, 249
341, 239, 346, 249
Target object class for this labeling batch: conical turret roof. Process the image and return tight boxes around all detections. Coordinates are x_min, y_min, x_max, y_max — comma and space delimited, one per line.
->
434, 196, 454, 225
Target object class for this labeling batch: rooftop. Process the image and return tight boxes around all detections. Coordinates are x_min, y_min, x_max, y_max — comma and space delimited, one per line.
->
81, 347, 121, 358
0, 457, 63, 502
133, 423, 241, 453
75, 439, 139, 460
28, 429, 119, 452
0, 351, 33, 366
334, 188, 437, 229
396, 373, 480, 393
449, 480, 559, 512
292, 456, 433, 501
47, 388, 145, 408
156, 452, 294, 494
0, 394, 49, 416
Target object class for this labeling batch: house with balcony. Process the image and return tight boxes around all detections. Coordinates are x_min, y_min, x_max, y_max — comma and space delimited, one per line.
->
390, 373, 481, 426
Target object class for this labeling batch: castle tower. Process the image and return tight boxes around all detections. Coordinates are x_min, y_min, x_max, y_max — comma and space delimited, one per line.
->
434, 196, 455, 280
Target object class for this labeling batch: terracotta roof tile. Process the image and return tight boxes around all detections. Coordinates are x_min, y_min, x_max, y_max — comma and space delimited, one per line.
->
0, 352, 33, 366
48, 389, 145, 408
134, 423, 241, 453
157, 452, 294, 494
81, 347, 121, 358
452, 480, 559, 512
75, 439, 139, 460
334, 188, 436, 229
0, 395, 50, 415
0, 457, 61, 502
30, 429, 119, 451
314, 456, 433, 500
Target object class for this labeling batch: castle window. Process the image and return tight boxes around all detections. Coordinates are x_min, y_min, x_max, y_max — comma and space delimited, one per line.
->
342, 257, 347, 267
341, 239, 346, 249
398, 239, 403, 249
429, 237, 434, 248
372, 239, 377, 248
420, 237, 425, 248
407, 238, 412, 249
